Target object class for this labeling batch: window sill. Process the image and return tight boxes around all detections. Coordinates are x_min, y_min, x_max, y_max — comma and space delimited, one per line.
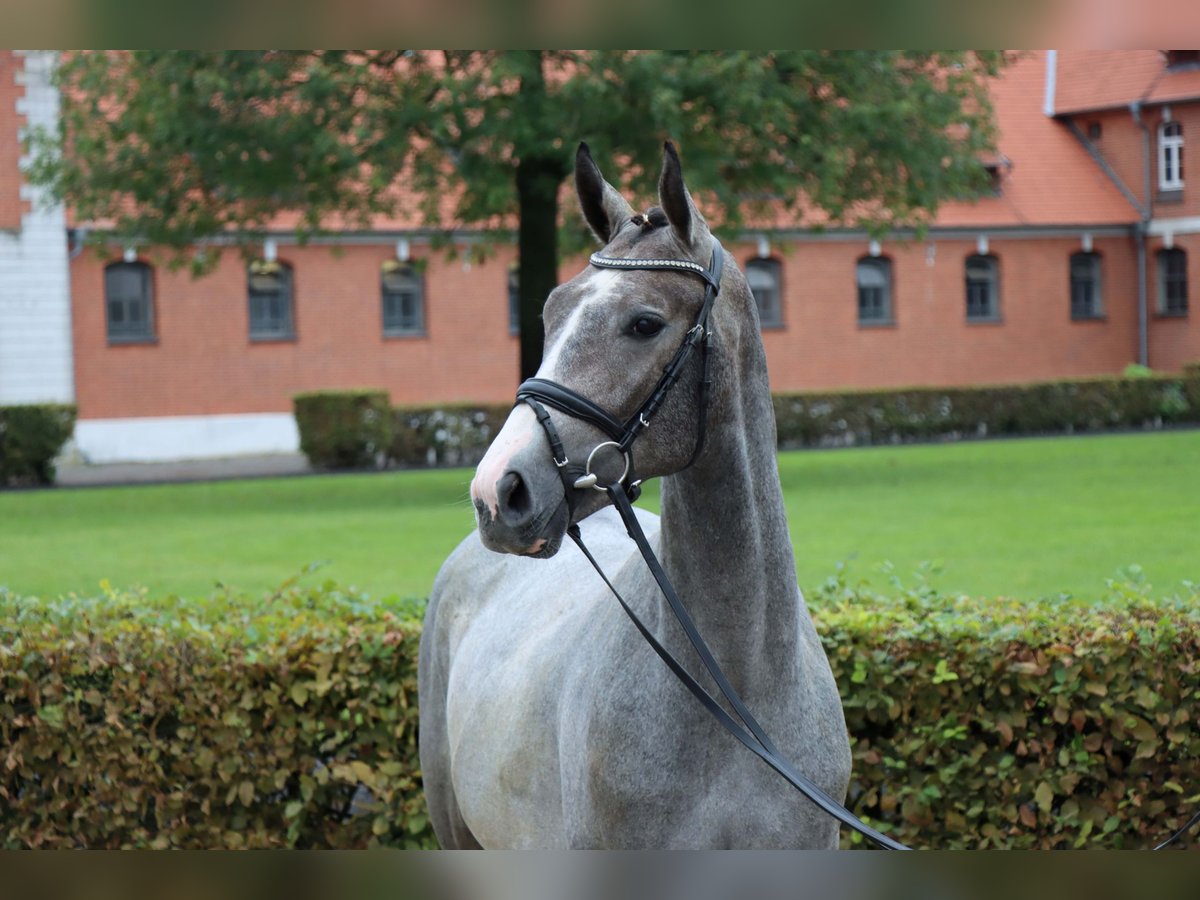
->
1156, 188, 1184, 203
383, 330, 427, 340
966, 316, 1003, 325
1070, 314, 1107, 323
1155, 310, 1189, 320
857, 318, 896, 329
107, 336, 158, 346
250, 334, 297, 343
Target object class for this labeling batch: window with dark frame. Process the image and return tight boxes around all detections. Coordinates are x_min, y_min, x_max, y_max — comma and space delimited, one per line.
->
1069, 251, 1103, 319
965, 254, 1000, 321
745, 258, 783, 328
1157, 248, 1189, 316
381, 262, 425, 336
105, 261, 155, 343
248, 261, 295, 340
856, 257, 893, 324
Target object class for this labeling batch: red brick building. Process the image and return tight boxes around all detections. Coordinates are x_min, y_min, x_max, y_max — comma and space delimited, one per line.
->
2, 51, 1198, 461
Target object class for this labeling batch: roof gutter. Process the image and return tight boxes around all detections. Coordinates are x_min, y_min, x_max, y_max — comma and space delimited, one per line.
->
1063, 119, 1146, 217
1131, 100, 1152, 368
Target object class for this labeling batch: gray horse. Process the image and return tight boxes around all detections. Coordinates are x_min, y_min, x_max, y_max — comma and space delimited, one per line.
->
418, 143, 851, 849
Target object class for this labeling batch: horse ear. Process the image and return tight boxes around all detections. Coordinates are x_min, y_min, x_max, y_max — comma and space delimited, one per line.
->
575, 142, 634, 245
658, 141, 709, 251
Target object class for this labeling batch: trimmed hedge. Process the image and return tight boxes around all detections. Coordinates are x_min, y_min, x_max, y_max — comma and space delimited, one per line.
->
294, 390, 392, 470
774, 374, 1200, 449
817, 570, 1200, 849
0, 403, 77, 487
388, 404, 509, 468
0, 583, 432, 849
372, 370, 1200, 469
3, 576, 1197, 848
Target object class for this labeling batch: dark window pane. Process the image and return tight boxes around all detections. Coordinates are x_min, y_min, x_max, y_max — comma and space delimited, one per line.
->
382, 265, 424, 335
1070, 252, 1101, 318
746, 260, 782, 328
508, 268, 520, 334
1159, 249, 1188, 315
248, 263, 294, 338
856, 258, 892, 323
965, 255, 998, 319
105, 262, 153, 340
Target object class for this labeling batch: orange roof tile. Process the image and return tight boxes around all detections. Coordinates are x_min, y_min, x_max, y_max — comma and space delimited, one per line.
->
1054, 49, 1200, 114
932, 51, 1138, 228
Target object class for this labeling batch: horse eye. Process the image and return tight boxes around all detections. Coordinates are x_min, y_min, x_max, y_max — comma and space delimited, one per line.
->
631, 315, 664, 337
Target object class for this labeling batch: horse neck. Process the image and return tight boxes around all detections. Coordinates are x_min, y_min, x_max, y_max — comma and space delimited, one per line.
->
657, 348, 805, 692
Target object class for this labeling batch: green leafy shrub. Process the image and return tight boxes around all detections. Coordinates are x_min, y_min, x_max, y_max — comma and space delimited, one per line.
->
294, 390, 392, 470
376, 373, 1200, 473
4, 576, 1196, 849
813, 571, 1200, 849
0, 581, 433, 849
774, 376, 1199, 449
389, 404, 510, 467
0, 404, 77, 487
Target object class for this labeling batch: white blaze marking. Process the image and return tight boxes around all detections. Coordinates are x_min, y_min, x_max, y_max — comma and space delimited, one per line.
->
471, 403, 537, 519
537, 268, 621, 379
471, 268, 623, 520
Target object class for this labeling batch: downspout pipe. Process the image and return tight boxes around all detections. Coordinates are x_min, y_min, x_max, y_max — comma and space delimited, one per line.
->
1131, 101, 1151, 368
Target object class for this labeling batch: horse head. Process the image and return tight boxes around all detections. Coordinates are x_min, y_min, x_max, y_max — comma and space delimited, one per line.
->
470, 142, 755, 558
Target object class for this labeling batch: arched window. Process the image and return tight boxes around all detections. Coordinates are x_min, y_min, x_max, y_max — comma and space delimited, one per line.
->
382, 262, 425, 336
1157, 248, 1189, 316
1069, 251, 1103, 319
856, 257, 893, 324
1159, 121, 1184, 191
964, 254, 1000, 321
248, 260, 295, 340
745, 258, 783, 328
105, 261, 155, 343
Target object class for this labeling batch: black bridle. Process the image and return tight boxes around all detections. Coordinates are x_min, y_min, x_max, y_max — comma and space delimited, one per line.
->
516, 244, 724, 510
512, 239, 1199, 851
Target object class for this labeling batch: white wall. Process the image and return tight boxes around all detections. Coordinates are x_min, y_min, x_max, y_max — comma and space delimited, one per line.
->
72, 413, 301, 463
0, 50, 74, 406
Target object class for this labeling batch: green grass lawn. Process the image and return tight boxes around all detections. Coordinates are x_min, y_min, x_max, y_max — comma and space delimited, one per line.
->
1, 430, 1197, 602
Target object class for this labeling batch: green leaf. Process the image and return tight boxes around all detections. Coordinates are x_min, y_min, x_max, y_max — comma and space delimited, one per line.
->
1034, 782, 1053, 813
37, 704, 65, 730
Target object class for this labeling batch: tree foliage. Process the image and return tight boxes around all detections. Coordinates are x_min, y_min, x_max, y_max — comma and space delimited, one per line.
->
30, 50, 1009, 377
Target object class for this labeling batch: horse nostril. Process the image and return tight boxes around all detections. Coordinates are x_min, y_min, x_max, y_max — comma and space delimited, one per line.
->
497, 470, 532, 524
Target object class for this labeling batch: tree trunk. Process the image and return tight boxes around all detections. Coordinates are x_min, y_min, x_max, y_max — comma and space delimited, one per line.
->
515, 156, 564, 381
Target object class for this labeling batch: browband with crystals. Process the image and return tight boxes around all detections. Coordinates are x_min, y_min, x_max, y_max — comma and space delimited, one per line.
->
589, 252, 719, 290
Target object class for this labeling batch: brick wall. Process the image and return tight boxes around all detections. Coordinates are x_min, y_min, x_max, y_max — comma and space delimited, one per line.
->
748, 234, 1144, 392
0, 50, 29, 231
68, 230, 1184, 422
70, 243, 525, 419
1147, 233, 1200, 372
